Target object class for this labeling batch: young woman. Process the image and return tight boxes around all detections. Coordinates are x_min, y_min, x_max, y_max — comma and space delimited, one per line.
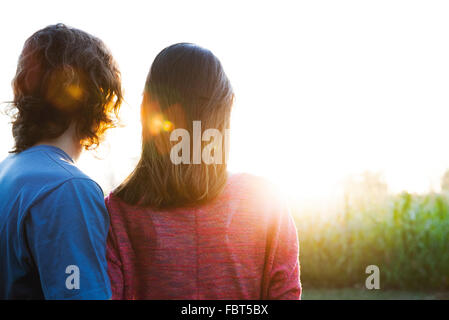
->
105, 43, 301, 299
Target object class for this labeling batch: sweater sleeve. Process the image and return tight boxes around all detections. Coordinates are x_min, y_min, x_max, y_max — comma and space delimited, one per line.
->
105, 196, 125, 300
262, 202, 301, 300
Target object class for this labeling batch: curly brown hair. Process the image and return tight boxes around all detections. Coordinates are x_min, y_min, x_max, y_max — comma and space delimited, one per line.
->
9, 23, 123, 153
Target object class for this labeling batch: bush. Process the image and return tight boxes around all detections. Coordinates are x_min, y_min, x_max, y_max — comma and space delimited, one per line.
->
296, 192, 449, 290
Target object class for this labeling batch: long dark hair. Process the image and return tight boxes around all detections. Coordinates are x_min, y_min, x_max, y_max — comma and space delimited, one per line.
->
114, 43, 234, 209
9, 23, 122, 153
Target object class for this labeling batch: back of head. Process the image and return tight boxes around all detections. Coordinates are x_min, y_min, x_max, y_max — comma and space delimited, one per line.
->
115, 43, 234, 209
9, 23, 123, 153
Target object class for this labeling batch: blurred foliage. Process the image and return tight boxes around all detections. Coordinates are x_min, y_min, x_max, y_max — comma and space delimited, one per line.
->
441, 169, 449, 192
295, 189, 449, 290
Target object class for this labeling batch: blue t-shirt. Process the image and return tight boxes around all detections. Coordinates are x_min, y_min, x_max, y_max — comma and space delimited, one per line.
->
0, 145, 111, 299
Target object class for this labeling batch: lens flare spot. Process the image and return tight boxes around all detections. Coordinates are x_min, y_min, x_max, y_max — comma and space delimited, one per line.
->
66, 84, 83, 100
162, 120, 174, 132
45, 68, 85, 111
149, 114, 164, 136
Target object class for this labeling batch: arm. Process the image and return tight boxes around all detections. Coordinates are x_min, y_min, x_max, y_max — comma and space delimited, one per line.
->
105, 196, 124, 300
262, 204, 301, 300
25, 178, 112, 300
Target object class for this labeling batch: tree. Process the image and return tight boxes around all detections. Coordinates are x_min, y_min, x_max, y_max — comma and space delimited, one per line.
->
343, 171, 388, 210
440, 169, 449, 192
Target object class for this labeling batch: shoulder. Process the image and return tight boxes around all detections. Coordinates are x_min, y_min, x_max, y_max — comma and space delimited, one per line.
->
0, 148, 105, 214
39, 149, 96, 183
105, 192, 122, 209
104, 192, 139, 237
28, 178, 108, 234
31, 178, 106, 216
226, 173, 298, 242
104, 192, 135, 220
53, 177, 105, 200
22, 147, 102, 195
222, 172, 290, 222
226, 172, 285, 205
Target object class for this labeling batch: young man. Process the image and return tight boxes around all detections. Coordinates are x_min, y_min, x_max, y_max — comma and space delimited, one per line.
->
0, 24, 122, 299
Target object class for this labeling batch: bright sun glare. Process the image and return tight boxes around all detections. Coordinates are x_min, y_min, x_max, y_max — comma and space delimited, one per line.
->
1, 1, 449, 208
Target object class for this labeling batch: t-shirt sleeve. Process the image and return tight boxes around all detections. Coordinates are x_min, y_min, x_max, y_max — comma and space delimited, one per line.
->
262, 200, 301, 300
25, 178, 112, 300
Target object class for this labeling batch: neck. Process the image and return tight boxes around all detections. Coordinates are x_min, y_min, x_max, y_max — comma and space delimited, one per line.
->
35, 123, 83, 161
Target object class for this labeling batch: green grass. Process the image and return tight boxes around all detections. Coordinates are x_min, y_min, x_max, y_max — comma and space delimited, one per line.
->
302, 288, 449, 300
294, 192, 449, 291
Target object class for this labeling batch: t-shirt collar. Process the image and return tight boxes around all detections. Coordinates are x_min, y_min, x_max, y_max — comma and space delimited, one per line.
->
24, 145, 75, 164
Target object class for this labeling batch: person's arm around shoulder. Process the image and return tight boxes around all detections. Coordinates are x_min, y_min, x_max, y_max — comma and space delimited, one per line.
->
25, 178, 112, 300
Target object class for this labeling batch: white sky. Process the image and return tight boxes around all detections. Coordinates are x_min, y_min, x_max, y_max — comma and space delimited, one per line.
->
1, 0, 449, 203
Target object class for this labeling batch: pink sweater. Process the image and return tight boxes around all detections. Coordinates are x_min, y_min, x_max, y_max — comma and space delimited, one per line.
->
105, 173, 301, 300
